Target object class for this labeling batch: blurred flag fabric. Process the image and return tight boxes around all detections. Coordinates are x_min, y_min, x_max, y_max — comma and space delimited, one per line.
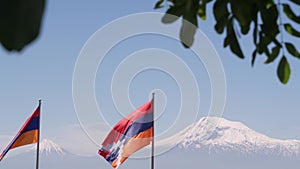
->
99, 100, 153, 169
0, 105, 40, 161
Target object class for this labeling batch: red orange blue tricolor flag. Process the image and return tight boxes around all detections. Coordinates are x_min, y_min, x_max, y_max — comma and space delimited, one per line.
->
0, 105, 40, 161
98, 100, 154, 169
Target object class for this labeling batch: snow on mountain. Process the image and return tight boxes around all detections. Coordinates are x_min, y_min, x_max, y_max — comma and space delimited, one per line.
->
28, 139, 65, 155
2, 139, 102, 169
158, 117, 300, 156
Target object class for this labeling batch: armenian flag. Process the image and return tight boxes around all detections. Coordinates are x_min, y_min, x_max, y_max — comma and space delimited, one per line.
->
99, 100, 153, 169
0, 105, 40, 161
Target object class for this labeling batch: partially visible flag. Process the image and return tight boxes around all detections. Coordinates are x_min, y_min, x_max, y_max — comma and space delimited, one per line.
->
0, 105, 40, 161
99, 100, 153, 169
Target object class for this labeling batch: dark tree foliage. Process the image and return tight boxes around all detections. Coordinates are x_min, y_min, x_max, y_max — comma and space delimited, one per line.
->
155, 0, 300, 84
0, 0, 299, 84
0, 0, 45, 51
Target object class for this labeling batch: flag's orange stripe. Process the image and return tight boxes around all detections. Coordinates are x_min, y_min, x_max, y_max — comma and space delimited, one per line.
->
111, 127, 153, 168
10, 130, 38, 149
121, 127, 153, 158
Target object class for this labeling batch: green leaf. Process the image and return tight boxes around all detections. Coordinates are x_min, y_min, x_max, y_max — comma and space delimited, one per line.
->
251, 49, 257, 67
162, 1, 185, 23
203, 0, 213, 4
180, 0, 198, 48
180, 19, 197, 48
283, 3, 300, 24
213, 0, 229, 34
225, 18, 244, 58
265, 45, 280, 64
253, 13, 258, 45
277, 56, 290, 84
260, 4, 279, 39
261, 4, 278, 24
266, 2, 273, 9
182, 0, 198, 27
285, 42, 300, 58
154, 0, 164, 9
257, 31, 272, 54
162, 8, 182, 23
0, 0, 45, 51
290, 0, 300, 5
224, 35, 230, 47
230, 0, 252, 34
213, 0, 229, 21
284, 24, 300, 37
272, 38, 282, 48
197, 0, 213, 21
198, 3, 206, 20
215, 18, 228, 34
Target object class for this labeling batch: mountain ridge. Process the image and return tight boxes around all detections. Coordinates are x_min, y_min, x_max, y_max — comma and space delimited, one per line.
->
21, 117, 300, 157
158, 117, 300, 156
2, 118, 300, 169
28, 139, 66, 155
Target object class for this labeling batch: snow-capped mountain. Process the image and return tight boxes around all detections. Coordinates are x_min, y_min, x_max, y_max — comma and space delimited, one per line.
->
158, 117, 300, 156
2, 119, 300, 169
28, 139, 65, 155
2, 139, 102, 169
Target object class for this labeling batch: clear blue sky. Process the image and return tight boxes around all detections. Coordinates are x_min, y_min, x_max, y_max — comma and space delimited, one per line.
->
0, 0, 300, 157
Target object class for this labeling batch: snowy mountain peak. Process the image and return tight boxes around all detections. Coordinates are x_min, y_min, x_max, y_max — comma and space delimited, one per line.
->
29, 139, 65, 155
182, 117, 264, 144
162, 117, 300, 156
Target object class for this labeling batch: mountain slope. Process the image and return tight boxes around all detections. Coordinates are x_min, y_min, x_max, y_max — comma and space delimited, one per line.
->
158, 117, 300, 156
2, 119, 300, 169
1, 139, 102, 169
28, 139, 65, 155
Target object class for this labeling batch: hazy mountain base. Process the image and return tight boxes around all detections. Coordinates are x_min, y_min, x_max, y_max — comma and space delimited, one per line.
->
2, 147, 299, 169
123, 148, 300, 169
1, 152, 102, 169
3, 116, 300, 169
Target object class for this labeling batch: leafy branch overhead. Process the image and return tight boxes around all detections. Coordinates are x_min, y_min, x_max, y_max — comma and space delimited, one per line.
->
155, 0, 300, 84
0, 0, 45, 51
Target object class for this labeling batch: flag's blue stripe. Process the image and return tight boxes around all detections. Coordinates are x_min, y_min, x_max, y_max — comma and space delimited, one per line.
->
122, 112, 153, 138
1, 117, 39, 159
106, 147, 120, 164
21, 117, 39, 133
122, 121, 153, 139
105, 112, 153, 163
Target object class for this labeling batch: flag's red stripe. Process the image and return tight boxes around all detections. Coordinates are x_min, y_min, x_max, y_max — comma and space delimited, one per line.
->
0, 106, 40, 161
31, 108, 40, 118
99, 113, 153, 159
101, 101, 152, 146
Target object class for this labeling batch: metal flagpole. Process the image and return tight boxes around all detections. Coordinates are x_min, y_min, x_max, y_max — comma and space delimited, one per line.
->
151, 93, 155, 169
36, 100, 41, 169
